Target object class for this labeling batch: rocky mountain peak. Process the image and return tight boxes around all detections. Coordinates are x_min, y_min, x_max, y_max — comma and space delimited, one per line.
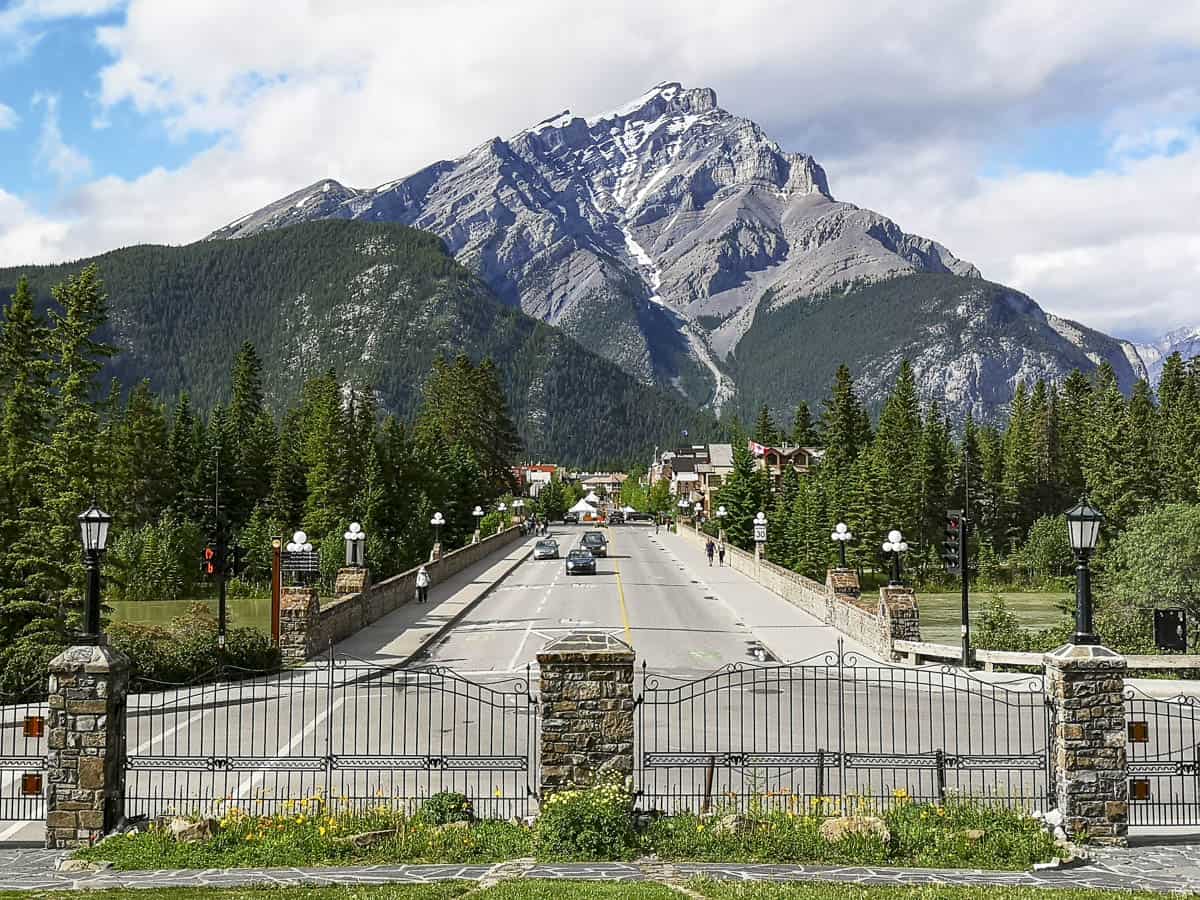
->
207, 82, 1139, 420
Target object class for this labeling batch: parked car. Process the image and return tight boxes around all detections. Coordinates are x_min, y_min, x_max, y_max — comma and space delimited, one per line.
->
608, 511, 625, 525
581, 531, 608, 557
565, 548, 596, 575
533, 539, 559, 560
563, 512, 579, 524
626, 511, 654, 523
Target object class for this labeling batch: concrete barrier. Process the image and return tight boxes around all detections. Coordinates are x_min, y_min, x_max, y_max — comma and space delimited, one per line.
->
281, 527, 524, 662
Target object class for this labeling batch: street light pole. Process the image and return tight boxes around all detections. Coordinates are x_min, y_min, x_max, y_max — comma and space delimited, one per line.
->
831, 522, 853, 569
77, 503, 112, 644
430, 511, 446, 563
716, 505, 728, 545
472, 505, 484, 543
1065, 497, 1104, 645
882, 529, 908, 586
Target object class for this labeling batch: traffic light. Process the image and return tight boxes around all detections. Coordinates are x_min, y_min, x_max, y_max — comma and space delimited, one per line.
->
942, 510, 964, 575
203, 545, 217, 577
228, 544, 248, 578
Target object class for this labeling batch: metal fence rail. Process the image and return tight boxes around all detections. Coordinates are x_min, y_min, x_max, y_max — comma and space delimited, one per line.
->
0, 685, 46, 822
1125, 687, 1200, 825
636, 642, 1051, 815
125, 653, 538, 820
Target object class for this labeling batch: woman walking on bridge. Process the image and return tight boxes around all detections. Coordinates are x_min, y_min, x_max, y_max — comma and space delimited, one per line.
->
416, 565, 431, 604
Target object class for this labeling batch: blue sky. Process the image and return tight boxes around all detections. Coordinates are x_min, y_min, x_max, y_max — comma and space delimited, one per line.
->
0, 1, 1197, 341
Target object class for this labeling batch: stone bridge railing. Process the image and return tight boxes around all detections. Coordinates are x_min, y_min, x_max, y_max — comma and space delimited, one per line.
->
280, 526, 524, 661
679, 524, 920, 660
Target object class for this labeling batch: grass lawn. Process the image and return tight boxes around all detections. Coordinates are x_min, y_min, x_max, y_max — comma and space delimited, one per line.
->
0, 881, 1171, 900
919, 592, 1069, 644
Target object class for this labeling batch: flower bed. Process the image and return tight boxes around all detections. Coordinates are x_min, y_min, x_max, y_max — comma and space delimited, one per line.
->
77, 784, 1061, 872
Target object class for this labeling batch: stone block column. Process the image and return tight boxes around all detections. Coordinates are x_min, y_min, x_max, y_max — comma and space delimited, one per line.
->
537, 631, 635, 799
1044, 643, 1128, 845
334, 567, 369, 599
279, 585, 322, 663
878, 586, 921, 659
45, 643, 130, 849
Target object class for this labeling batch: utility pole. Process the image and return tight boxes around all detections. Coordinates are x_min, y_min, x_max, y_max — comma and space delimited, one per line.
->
942, 446, 971, 667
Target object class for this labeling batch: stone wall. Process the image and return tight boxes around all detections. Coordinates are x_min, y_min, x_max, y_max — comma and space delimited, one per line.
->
879, 586, 921, 655
537, 632, 635, 797
1045, 644, 1128, 845
280, 526, 523, 662
45, 643, 129, 849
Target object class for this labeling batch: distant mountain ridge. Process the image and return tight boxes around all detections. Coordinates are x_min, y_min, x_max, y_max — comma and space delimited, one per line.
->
1136, 325, 1200, 383
210, 81, 1145, 420
0, 221, 718, 466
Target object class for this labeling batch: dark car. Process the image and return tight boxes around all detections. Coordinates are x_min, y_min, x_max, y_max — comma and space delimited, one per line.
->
565, 548, 596, 575
581, 531, 608, 557
626, 511, 654, 523
608, 511, 625, 525
563, 512, 579, 524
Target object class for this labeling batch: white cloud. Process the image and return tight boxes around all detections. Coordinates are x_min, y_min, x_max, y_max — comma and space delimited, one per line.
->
31, 93, 91, 183
2, 0, 1199, 338
0, 103, 17, 130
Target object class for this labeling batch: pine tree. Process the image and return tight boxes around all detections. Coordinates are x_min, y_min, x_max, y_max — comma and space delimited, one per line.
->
791, 401, 818, 447
716, 428, 765, 550
818, 364, 869, 476
1001, 382, 1038, 544
114, 380, 174, 528
753, 404, 779, 446
1082, 364, 1138, 528
870, 361, 923, 550
1158, 353, 1200, 503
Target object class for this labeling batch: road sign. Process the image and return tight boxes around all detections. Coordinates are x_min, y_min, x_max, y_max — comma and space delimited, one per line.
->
1154, 608, 1187, 652
753, 523, 767, 543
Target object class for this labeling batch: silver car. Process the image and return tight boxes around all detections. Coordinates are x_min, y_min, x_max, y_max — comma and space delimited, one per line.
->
533, 539, 559, 560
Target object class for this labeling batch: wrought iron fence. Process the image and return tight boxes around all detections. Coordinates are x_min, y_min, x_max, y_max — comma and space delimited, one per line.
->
636, 641, 1052, 815
1125, 686, 1200, 825
0, 684, 46, 822
125, 651, 538, 820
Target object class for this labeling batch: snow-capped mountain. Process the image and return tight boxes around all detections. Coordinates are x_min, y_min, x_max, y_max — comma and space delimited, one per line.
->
1136, 325, 1200, 383
211, 81, 1143, 418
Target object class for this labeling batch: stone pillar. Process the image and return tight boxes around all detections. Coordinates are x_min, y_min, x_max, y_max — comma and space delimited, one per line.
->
878, 586, 921, 658
45, 643, 130, 849
279, 585, 321, 663
1045, 644, 1128, 845
825, 568, 860, 623
334, 567, 369, 598
537, 631, 635, 799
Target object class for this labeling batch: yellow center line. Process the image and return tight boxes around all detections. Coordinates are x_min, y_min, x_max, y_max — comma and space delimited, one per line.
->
608, 528, 634, 646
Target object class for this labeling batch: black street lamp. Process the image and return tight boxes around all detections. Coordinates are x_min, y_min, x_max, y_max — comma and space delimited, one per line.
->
77, 502, 112, 643
1065, 497, 1104, 645
831, 521, 853, 569
882, 529, 908, 586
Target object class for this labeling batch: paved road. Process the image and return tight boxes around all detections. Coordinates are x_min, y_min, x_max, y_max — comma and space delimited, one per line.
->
419, 522, 847, 675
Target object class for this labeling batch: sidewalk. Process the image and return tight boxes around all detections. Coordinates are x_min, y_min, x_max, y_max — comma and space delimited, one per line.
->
655, 528, 871, 663
3, 844, 1200, 892
333, 537, 537, 664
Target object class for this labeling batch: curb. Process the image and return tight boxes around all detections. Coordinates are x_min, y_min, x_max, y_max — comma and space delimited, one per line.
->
400, 542, 535, 667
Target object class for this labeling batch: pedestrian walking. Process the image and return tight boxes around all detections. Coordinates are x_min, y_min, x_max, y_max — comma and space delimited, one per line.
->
415, 565, 431, 604
718, 542, 726, 566
705, 538, 715, 566
655, 518, 660, 534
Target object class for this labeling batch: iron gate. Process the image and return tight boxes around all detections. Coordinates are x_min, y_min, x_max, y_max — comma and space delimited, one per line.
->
126, 653, 538, 820
0, 684, 46, 823
636, 642, 1052, 814
1125, 686, 1200, 825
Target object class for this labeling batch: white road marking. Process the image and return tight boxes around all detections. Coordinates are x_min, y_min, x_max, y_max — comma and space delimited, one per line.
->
234, 696, 347, 801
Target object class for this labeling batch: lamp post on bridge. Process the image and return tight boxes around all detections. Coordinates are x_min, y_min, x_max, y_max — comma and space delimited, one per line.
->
716, 504, 728, 545
430, 511, 445, 562
831, 521, 853, 569
472, 505, 484, 543
753, 511, 767, 563
343, 521, 366, 567
882, 528, 908, 586
677, 497, 689, 531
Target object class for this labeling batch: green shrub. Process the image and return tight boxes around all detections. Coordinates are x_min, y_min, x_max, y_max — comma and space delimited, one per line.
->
417, 792, 474, 825
535, 777, 635, 860
108, 603, 279, 685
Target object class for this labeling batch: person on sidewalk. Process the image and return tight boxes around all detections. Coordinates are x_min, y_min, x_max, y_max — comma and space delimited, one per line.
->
705, 538, 715, 566
415, 565, 431, 604
718, 542, 726, 566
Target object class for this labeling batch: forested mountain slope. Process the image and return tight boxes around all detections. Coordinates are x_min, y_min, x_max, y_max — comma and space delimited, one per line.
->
0, 221, 718, 465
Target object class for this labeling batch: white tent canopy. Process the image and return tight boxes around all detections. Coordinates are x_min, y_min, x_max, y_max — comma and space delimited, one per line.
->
621, 506, 636, 514
584, 491, 601, 504
568, 499, 597, 513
